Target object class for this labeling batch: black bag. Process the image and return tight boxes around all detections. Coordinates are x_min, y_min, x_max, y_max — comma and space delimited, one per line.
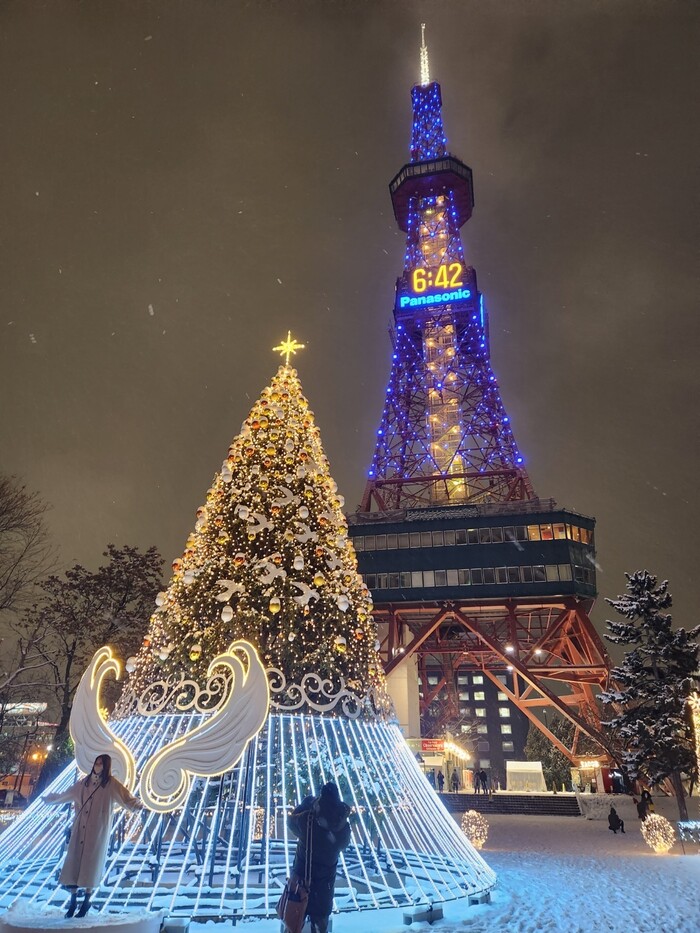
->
277, 811, 313, 933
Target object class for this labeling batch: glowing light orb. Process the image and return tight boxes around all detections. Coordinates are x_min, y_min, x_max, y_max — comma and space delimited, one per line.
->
640, 814, 676, 854
461, 809, 489, 850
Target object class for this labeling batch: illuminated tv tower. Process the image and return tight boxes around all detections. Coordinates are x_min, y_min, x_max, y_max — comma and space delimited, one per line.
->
350, 28, 612, 773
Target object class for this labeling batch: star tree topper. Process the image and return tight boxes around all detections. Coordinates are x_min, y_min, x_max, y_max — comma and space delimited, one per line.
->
273, 331, 305, 367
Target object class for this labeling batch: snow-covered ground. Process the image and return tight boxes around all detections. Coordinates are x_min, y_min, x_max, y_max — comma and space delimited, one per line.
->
2, 812, 698, 933
186, 813, 697, 933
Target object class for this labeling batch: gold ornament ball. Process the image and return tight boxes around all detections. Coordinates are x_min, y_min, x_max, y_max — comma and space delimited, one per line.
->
313, 572, 326, 587
334, 635, 347, 654
189, 644, 202, 662
269, 597, 281, 614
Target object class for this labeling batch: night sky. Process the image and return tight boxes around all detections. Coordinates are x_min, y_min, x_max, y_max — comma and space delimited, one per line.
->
1, 1, 698, 638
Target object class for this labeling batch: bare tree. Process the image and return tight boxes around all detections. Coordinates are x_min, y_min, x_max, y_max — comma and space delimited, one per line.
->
0, 474, 54, 618
34, 544, 163, 789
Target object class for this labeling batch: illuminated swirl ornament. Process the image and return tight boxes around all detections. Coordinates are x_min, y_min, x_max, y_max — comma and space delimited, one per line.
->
139, 640, 269, 813
69, 646, 136, 790
640, 814, 676, 854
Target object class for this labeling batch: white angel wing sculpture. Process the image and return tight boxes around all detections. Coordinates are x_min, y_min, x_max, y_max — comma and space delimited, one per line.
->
70, 646, 136, 790
139, 640, 270, 812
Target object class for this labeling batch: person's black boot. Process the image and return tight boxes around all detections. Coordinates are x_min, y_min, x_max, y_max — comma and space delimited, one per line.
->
65, 890, 78, 919
76, 893, 92, 918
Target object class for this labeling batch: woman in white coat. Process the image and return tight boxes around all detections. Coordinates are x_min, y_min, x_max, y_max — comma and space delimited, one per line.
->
44, 753, 143, 917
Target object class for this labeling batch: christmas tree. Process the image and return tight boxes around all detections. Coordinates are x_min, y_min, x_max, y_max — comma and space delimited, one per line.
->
128, 336, 384, 710
600, 571, 699, 820
0, 338, 495, 920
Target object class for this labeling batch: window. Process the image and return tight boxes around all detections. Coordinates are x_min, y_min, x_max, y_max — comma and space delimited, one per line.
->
533, 565, 546, 583
432, 531, 444, 547
365, 535, 376, 549
410, 532, 421, 547
515, 525, 527, 542
496, 567, 508, 584
365, 574, 376, 589
375, 535, 386, 549
427, 675, 439, 685
571, 525, 581, 543
398, 534, 410, 548
497, 675, 507, 684
387, 534, 398, 549
421, 532, 432, 547
420, 570, 433, 587
476, 723, 488, 734
497, 692, 508, 702
522, 566, 533, 583
457, 675, 469, 685
458, 691, 470, 700
475, 708, 487, 718
553, 523, 566, 540
491, 527, 504, 543
473, 691, 485, 701
447, 569, 459, 586
483, 568, 495, 585
540, 524, 554, 541
504, 526, 516, 543
434, 570, 447, 587
455, 529, 467, 545
354, 536, 364, 551
458, 569, 471, 585
467, 528, 479, 544
527, 525, 541, 541
388, 573, 400, 589
574, 566, 585, 583
444, 530, 456, 546
460, 724, 471, 733
559, 564, 572, 581
377, 574, 387, 588
500, 724, 512, 735
411, 571, 423, 587
546, 565, 559, 582
479, 528, 491, 544
477, 741, 490, 752
401, 572, 412, 587
502, 741, 514, 752
508, 566, 521, 583
471, 569, 484, 585
498, 707, 511, 719
479, 759, 490, 769
472, 675, 484, 685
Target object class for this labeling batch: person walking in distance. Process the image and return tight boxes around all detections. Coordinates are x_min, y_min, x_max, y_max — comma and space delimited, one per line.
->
451, 770, 460, 793
436, 770, 445, 792
479, 768, 488, 794
43, 754, 143, 918
287, 782, 351, 933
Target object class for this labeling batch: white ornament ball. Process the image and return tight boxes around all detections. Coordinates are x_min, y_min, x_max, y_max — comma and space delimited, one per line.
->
298, 506, 309, 520
125, 657, 137, 674
222, 472, 233, 484
155, 591, 167, 607
461, 810, 489, 849
221, 605, 234, 623
183, 571, 195, 585
293, 555, 304, 571
237, 505, 250, 520
337, 595, 350, 612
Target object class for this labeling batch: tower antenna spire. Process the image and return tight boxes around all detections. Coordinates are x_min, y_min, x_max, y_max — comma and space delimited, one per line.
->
419, 23, 430, 86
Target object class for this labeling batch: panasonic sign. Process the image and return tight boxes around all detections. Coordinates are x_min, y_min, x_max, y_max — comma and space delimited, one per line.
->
399, 288, 471, 309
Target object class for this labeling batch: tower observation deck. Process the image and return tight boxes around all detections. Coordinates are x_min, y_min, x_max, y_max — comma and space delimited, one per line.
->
349, 29, 612, 770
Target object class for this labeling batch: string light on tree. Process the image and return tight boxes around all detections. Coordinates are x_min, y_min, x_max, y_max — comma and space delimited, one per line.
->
689, 693, 700, 775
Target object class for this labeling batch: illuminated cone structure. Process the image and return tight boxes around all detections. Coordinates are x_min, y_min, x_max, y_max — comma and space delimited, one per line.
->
0, 360, 495, 921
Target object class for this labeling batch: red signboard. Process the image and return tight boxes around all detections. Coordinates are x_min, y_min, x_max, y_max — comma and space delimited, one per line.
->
421, 739, 445, 753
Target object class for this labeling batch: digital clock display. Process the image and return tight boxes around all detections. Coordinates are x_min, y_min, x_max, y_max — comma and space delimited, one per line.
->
411, 262, 463, 293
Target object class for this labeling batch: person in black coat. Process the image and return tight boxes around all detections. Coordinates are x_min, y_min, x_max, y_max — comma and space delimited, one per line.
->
288, 782, 352, 933
608, 806, 625, 834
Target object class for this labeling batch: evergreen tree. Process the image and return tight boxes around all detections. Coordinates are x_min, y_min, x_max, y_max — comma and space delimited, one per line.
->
599, 571, 699, 820
128, 359, 385, 711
